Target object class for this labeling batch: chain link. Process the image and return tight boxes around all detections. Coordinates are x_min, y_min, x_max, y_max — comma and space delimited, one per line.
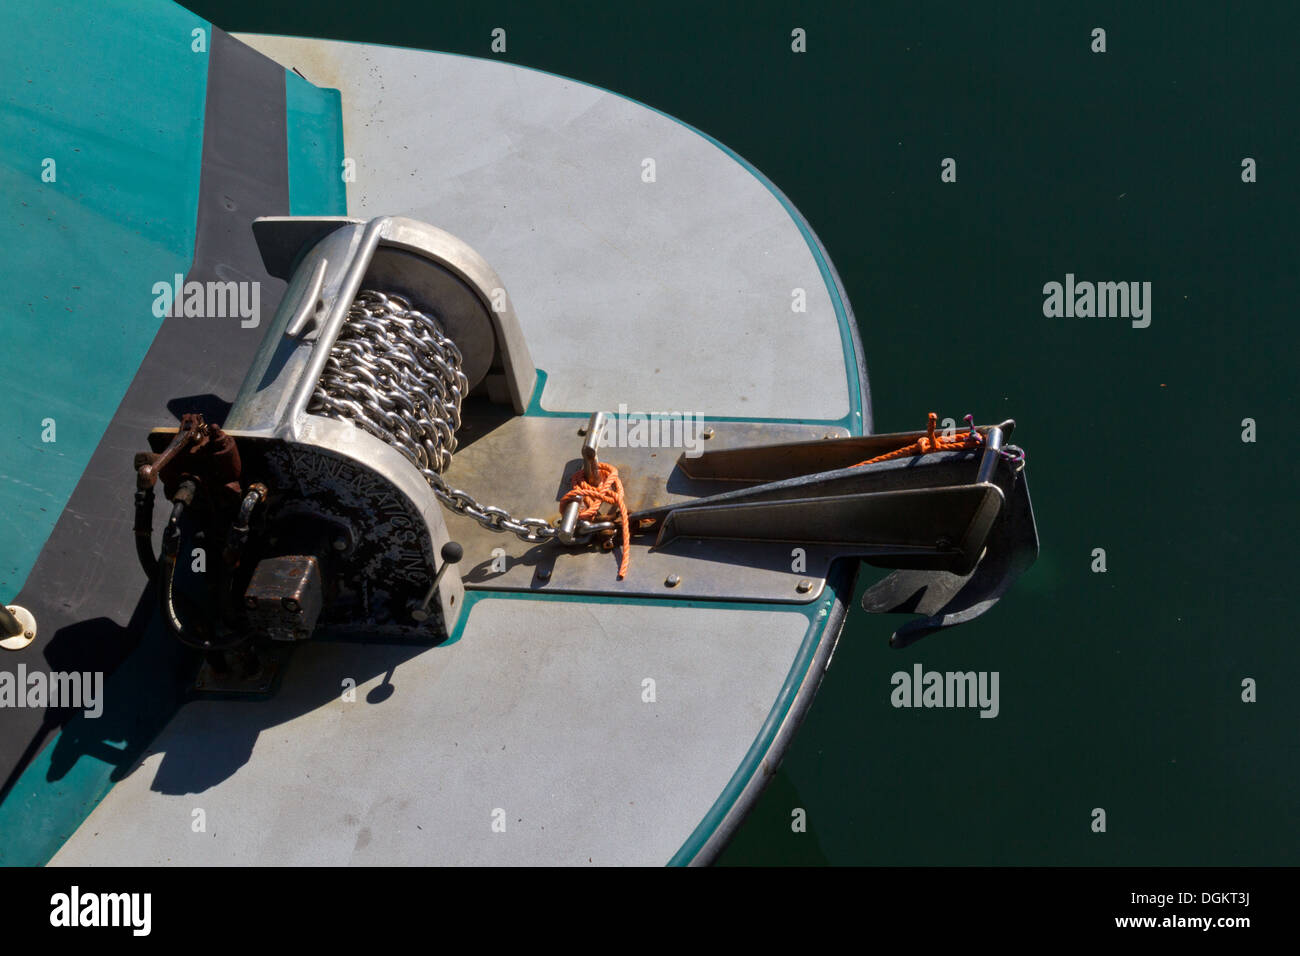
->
1000, 443, 1027, 473
309, 290, 615, 544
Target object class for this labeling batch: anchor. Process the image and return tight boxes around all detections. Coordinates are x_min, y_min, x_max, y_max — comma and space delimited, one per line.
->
131, 214, 1039, 695
572, 410, 1039, 648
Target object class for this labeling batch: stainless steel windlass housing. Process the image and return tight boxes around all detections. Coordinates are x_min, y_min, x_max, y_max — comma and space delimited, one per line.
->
223, 215, 537, 639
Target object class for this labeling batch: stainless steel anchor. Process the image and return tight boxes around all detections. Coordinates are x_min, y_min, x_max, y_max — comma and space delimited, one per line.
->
623, 418, 1039, 646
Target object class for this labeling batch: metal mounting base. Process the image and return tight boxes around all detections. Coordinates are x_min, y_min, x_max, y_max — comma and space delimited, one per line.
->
0, 605, 37, 651
442, 415, 851, 603
193, 643, 288, 695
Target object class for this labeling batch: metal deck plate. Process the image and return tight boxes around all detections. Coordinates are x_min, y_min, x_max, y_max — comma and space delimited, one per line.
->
446, 417, 848, 603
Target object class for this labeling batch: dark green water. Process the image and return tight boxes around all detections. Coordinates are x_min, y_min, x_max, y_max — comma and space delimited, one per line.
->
191, 0, 1300, 864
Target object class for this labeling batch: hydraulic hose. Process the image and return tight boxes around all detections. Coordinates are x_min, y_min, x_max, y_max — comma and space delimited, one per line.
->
157, 480, 206, 644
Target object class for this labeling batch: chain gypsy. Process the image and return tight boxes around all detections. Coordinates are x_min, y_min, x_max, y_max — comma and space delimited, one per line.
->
308, 290, 616, 544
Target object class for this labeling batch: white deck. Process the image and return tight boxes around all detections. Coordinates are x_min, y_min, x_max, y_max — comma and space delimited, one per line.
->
52, 37, 860, 866
54, 602, 809, 866
240, 34, 850, 421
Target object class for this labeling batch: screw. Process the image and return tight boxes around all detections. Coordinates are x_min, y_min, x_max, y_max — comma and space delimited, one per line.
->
24, 630, 33, 639
796, 579, 813, 593
282, 597, 301, 612
577, 425, 588, 436
665, 574, 681, 588
702, 427, 714, 440
332, 537, 348, 551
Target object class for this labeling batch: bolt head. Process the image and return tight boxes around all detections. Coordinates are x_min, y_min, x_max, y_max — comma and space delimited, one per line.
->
702, 427, 715, 439
796, 579, 813, 593
665, 574, 681, 587
282, 597, 301, 612
332, 537, 348, 551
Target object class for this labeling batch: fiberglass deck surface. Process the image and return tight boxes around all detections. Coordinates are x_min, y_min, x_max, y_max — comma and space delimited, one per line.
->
53, 602, 808, 865
50, 36, 861, 865
236, 34, 854, 422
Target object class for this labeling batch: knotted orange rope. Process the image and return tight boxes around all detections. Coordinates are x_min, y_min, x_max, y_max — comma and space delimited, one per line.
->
851, 412, 983, 467
561, 462, 632, 579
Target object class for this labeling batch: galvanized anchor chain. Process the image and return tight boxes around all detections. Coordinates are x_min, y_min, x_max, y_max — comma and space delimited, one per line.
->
309, 290, 616, 544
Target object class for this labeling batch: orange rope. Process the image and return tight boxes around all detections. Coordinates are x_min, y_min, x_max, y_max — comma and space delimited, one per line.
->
562, 462, 632, 579
851, 412, 983, 467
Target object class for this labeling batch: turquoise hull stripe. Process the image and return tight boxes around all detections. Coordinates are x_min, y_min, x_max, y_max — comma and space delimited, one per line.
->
0, 19, 349, 869
0, 0, 210, 602
445, 589, 827, 648
527, 371, 856, 430
285, 70, 346, 215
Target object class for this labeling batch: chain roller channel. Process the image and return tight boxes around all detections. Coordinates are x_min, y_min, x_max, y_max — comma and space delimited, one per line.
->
308, 290, 615, 544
